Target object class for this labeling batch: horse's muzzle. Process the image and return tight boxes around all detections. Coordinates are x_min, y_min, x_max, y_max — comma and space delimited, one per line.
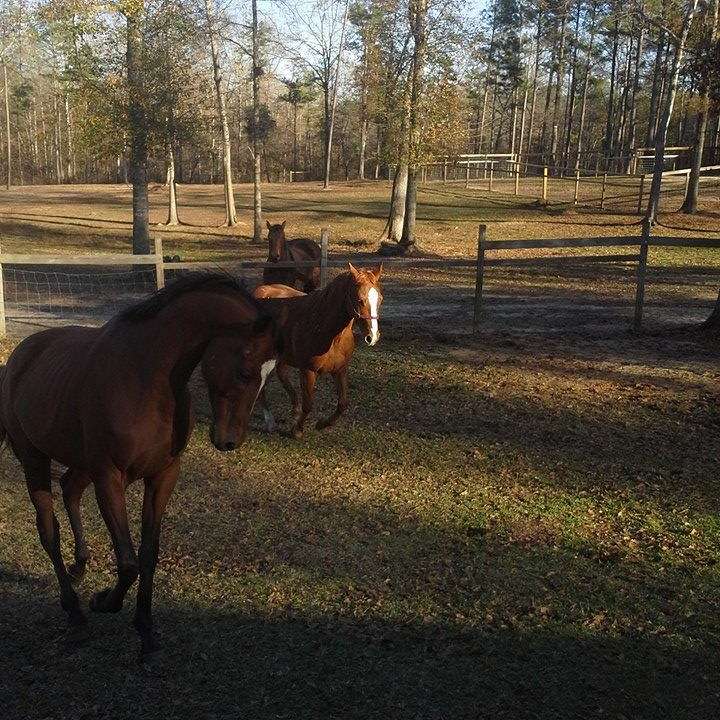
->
365, 332, 380, 346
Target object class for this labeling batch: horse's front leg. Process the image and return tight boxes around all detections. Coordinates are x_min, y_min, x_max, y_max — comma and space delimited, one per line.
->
316, 367, 349, 431
291, 370, 317, 439
90, 469, 138, 614
60, 468, 92, 584
134, 461, 180, 658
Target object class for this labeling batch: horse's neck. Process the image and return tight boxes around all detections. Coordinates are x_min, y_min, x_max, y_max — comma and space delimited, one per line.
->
128, 294, 231, 391
300, 276, 353, 350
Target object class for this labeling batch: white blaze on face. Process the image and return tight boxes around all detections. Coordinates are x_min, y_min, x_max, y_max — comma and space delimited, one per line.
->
367, 287, 380, 346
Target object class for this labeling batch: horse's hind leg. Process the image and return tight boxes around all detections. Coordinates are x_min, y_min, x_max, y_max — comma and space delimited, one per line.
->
60, 468, 92, 584
90, 470, 138, 614
23, 453, 84, 626
316, 368, 349, 431
276, 362, 299, 421
134, 462, 180, 657
291, 370, 317, 439
257, 386, 276, 433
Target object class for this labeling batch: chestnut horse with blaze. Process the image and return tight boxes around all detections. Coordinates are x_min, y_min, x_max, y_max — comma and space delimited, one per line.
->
253, 263, 383, 438
0, 274, 278, 656
263, 220, 322, 293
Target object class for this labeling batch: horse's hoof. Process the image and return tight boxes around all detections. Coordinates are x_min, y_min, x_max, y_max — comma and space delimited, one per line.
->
90, 588, 123, 613
68, 561, 87, 585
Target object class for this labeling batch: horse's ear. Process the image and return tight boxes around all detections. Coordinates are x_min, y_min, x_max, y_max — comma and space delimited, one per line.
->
266, 220, 271, 230
281, 220, 286, 229
348, 262, 360, 278
371, 263, 383, 281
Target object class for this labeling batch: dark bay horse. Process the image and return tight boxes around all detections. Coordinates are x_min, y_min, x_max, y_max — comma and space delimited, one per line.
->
263, 220, 321, 292
253, 263, 383, 438
0, 274, 277, 656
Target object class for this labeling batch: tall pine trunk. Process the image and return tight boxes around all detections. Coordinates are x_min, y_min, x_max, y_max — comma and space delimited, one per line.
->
205, 0, 237, 227
251, 0, 263, 242
127, 8, 150, 254
682, 0, 719, 213
646, 0, 700, 223
399, 0, 428, 249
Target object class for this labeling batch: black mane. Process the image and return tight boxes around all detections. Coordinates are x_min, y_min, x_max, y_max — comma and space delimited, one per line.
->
119, 272, 259, 322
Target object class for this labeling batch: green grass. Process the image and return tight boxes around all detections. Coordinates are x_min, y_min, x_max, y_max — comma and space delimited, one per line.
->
1, 330, 718, 719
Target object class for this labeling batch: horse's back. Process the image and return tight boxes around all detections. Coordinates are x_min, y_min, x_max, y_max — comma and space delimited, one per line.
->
253, 284, 306, 300
288, 238, 321, 261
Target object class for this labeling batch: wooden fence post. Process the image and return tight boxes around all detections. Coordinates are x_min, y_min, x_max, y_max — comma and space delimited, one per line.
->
600, 173, 607, 209
542, 166, 548, 204
154, 236, 165, 289
637, 175, 645, 215
465, 162, 470, 189
514, 161, 520, 195
443, 161, 448, 183
0, 262, 6, 336
320, 227, 329, 288
634, 217, 651, 331
473, 224, 486, 331
489, 165, 494, 192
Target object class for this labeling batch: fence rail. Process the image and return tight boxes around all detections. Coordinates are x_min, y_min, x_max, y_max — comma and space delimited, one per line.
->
0, 227, 718, 336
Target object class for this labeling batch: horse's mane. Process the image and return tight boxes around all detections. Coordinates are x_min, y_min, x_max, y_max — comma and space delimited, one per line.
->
120, 272, 259, 322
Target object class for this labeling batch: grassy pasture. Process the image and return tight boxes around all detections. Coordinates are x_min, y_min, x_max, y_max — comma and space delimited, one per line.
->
0, 181, 719, 719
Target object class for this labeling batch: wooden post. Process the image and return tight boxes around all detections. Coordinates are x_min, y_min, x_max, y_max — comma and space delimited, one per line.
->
600, 173, 607, 209
320, 227, 329, 288
514, 161, 520, 195
574, 170, 580, 204
634, 217, 651, 331
473, 224, 486, 331
637, 175, 645, 215
443, 160, 448, 183
684, 171, 690, 202
542, 166, 548, 204
0, 262, 6, 336
465, 163, 470, 189
489, 165, 494, 192
154, 236, 165, 289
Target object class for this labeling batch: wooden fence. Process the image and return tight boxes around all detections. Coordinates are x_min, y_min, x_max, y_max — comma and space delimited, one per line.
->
0, 226, 718, 336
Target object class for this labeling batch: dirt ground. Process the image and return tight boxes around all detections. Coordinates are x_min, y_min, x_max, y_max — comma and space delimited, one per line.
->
0, 181, 718, 719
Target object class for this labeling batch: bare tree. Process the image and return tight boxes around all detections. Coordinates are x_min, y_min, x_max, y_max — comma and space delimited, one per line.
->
204, 0, 237, 226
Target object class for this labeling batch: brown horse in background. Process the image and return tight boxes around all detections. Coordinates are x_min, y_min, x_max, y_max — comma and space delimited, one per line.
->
253, 264, 383, 438
263, 220, 321, 292
0, 274, 277, 656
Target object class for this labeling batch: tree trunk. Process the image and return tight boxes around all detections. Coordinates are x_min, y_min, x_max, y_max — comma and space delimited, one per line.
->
645, 30, 666, 147
549, 7, 568, 171
379, 163, 407, 241
400, 0, 428, 249
251, 0, 263, 242
646, 0, 700, 223
525, 10, 542, 159
625, 25, 645, 173
127, 8, 150, 254
682, 0, 719, 214
323, 0, 349, 189
3, 62, 10, 190
204, 0, 237, 226
64, 94, 75, 181
603, 17, 620, 170
574, 3, 597, 170
165, 141, 179, 225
